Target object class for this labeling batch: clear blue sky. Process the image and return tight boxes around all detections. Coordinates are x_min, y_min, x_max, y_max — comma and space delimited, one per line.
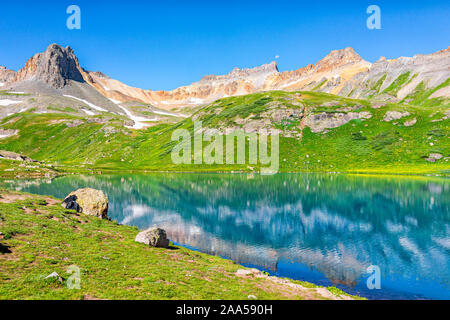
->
0, 0, 449, 90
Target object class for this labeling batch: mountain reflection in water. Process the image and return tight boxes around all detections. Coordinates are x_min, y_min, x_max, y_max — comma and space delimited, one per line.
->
2, 173, 449, 299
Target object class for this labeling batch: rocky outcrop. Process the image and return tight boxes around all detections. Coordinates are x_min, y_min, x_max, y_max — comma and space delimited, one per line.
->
135, 227, 170, 248
62, 188, 109, 219
0, 149, 36, 162
305, 111, 372, 133
383, 111, 410, 122
14, 44, 85, 89
0, 66, 17, 84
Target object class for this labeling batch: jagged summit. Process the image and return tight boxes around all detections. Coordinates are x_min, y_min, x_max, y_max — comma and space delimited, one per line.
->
228, 61, 279, 76
199, 61, 279, 83
14, 43, 85, 88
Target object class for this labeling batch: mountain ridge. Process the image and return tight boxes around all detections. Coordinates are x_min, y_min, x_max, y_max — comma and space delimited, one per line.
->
1, 44, 449, 113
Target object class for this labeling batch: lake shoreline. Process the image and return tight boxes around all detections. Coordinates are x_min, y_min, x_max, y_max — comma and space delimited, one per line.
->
1, 158, 449, 179
0, 187, 362, 300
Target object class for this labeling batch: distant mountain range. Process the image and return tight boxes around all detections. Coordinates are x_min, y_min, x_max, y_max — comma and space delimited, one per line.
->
0, 43, 448, 175
1, 44, 449, 114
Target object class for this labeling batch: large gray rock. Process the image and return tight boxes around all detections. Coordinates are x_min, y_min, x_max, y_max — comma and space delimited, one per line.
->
61, 188, 109, 219
135, 227, 170, 248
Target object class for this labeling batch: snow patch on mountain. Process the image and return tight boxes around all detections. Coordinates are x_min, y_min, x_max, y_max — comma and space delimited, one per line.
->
63, 95, 107, 112
0, 99, 22, 106
116, 105, 157, 129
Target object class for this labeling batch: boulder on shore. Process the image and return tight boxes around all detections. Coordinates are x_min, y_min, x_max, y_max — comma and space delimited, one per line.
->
61, 188, 109, 219
135, 227, 170, 248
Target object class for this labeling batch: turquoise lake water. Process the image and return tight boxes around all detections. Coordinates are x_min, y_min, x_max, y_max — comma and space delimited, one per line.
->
2, 173, 449, 299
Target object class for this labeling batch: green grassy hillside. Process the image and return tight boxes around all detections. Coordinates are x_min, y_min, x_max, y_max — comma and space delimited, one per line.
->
0, 91, 448, 176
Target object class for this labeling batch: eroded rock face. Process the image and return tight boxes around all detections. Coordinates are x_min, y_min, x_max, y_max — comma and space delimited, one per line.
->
14, 44, 85, 89
62, 188, 109, 219
135, 227, 170, 248
305, 111, 372, 133
0, 66, 17, 84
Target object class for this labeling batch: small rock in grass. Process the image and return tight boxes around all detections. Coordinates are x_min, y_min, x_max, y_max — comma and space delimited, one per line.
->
135, 227, 170, 248
248, 295, 257, 300
45, 272, 63, 283
236, 269, 253, 276
404, 118, 417, 127
426, 153, 443, 162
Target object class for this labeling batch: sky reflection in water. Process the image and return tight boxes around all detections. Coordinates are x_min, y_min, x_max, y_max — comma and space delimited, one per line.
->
3, 173, 449, 300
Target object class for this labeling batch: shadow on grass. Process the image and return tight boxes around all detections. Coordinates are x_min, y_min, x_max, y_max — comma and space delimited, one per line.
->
0, 242, 12, 254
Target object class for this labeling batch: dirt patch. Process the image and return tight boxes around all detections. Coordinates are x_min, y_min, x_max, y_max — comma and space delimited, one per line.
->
235, 268, 353, 300
82, 294, 107, 300
44, 198, 60, 206
168, 253, 185, 261
0, 193, 32, 203
21, 207, 35, 214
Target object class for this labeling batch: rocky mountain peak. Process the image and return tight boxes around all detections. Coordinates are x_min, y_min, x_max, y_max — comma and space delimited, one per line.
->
14, 43, 85, 88
314, 47, 364, 73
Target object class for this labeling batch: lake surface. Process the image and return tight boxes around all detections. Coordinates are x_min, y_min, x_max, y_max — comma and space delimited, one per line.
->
2, 173, 449, 299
